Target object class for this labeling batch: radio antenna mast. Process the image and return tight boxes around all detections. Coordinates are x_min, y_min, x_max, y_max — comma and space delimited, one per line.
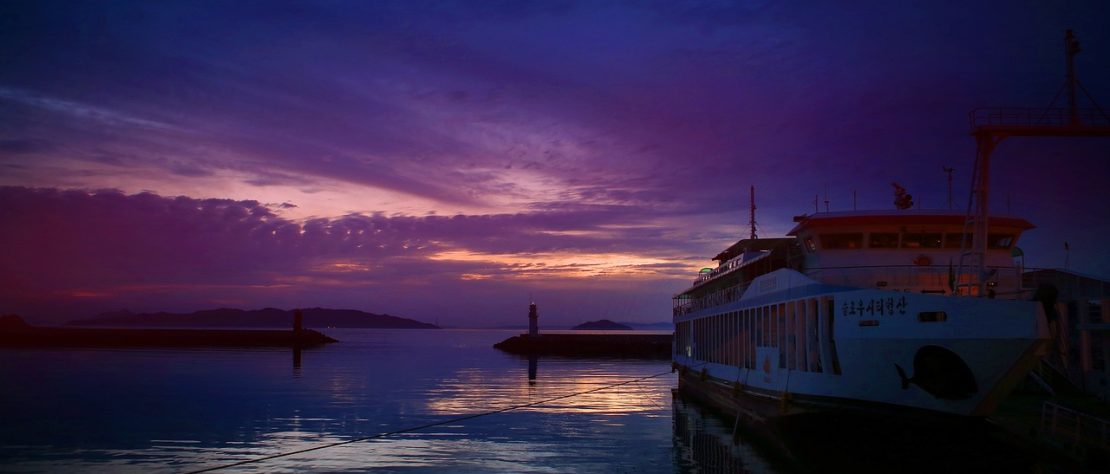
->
749, 185, 758, 239
943, 166, 954, 210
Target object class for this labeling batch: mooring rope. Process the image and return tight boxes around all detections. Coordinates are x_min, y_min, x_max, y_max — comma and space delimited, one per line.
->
186, 369, 672, 473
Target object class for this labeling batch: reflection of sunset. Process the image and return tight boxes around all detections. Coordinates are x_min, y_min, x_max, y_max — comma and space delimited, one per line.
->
424, 366, 674, 415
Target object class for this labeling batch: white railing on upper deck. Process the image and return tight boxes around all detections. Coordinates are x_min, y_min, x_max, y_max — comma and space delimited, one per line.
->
674, 264, 1033, 319
691, 251, 771, 286
673, 281, 751, 318
693, 256, 741, 285
804, 265, 1027, 298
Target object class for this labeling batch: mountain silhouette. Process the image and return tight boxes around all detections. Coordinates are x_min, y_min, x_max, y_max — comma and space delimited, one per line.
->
66, 307, 438, 329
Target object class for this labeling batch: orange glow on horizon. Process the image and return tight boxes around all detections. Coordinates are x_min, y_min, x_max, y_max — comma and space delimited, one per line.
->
428, 250, 684, 280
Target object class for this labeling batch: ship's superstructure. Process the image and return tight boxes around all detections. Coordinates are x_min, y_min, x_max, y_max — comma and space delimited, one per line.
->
670, 30, 1110, 418
672, 210, 1049, 417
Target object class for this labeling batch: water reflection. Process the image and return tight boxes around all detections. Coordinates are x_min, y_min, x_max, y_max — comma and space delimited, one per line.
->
1, 330, 680, 472
1, 327, 1076, 474
671, 391, 1069, 474
767, 411, 1056, 473
672, 393, 782, 473
424, 356, 671, 416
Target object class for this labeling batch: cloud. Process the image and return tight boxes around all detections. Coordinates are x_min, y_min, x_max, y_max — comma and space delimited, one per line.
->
0, 187, 696, 324
1, 1, 1108, 323
4, 1, 1106, 220
0, 87, 181, 132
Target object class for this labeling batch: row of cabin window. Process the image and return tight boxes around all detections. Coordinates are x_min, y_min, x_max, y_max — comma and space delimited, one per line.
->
806, 232, 1015, 251
675, 299, 838, 374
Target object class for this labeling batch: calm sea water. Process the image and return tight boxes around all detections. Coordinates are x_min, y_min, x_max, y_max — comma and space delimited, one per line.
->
0, 329, 787, 473
3, 329, 1069, 474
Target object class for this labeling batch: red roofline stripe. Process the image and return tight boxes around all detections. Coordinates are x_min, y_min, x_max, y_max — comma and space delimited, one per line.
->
787, 214, 1035, 235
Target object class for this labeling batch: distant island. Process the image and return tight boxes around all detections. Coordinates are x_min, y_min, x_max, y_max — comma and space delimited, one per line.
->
571, 319, 632, 330
2, 314, 337, 348
66, 307, 438, 329
0, 314, 30, 329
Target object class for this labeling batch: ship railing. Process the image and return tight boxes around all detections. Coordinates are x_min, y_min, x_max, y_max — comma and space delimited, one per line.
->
1040, 401, 1110, 455
673, 281, 752, 318
692, 255, 744, 285
804, 264, 1026, 298
970, 107, 1110, 128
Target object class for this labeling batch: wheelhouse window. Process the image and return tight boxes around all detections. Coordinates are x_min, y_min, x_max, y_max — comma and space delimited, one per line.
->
944, 233, 970, 248
902, 232, 942, 249
988, 234, 1015, 249
868, 233, 899, 248
820, 233, 863, 249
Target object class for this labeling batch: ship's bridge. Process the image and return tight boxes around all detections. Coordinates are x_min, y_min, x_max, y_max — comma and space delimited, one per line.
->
788, 210, 1034, 297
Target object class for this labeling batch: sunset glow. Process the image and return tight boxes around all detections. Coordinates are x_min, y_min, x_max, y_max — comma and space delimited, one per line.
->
1, 1, 1106, 327
429, 250, 681, 280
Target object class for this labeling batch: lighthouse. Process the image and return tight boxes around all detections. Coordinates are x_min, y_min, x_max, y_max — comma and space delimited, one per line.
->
528, 301, 539, 337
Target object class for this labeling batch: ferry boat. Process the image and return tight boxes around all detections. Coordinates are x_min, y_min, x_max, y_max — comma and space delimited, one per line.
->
672, 209, 1051, 418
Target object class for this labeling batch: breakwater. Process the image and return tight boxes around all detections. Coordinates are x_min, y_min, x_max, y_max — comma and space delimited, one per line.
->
0, 322, 336, 348
494, 333, 671, 358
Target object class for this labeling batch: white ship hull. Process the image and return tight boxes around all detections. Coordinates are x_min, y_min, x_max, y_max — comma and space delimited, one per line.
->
673, 269, 1049, 417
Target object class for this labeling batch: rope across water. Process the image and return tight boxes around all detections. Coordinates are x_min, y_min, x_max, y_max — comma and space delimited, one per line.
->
186, 369, 673, 473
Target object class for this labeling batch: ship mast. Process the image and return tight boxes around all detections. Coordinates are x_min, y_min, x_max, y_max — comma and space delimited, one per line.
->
958, 29, 1110, 296
749, 185, 757, 240
943, 166, 954, 210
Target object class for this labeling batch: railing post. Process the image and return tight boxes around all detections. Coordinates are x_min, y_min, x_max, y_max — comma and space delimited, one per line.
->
1050, 402, 1059, 437
1074, 416, 1081, 450
1040, 403, 1046, 434
1041, 402, 1049, 435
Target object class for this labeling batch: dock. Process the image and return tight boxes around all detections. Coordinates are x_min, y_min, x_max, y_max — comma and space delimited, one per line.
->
493, 333, 671, 358
0, 316, 337, 348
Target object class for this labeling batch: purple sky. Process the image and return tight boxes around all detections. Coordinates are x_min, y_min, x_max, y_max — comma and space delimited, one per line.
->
2, 1, 1108, 326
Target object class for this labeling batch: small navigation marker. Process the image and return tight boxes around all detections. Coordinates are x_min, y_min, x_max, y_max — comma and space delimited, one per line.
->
528, 300, 539, 337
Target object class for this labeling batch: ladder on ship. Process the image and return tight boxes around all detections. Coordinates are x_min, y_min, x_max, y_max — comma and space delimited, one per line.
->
955, 30, 1110, 296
